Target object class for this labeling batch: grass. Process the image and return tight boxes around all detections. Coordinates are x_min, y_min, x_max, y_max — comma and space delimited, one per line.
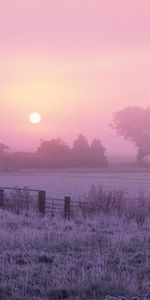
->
0, 205, 150, 300
78, 185, 150, 224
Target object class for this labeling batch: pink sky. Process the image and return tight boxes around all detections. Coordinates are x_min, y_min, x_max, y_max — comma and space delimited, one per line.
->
0, 0, 150, 157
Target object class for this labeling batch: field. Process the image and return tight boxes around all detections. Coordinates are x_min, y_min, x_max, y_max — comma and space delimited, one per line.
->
0, 209, 150, 300
0, 168, 150, 299
0, 167, 150, 199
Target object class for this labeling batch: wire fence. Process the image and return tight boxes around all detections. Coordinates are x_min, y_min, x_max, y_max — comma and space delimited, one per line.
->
0, 186, 86, 219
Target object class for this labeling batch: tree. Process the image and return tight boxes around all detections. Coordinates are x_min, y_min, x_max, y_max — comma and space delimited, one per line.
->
73, 134, 89, 152
0, 143, 9, 171
0, 143, 9, 155
37, 138, 70, 167
90, 139, 108, 166
72, 134, 108, 167
71, 134, 90, 166
111, 106, 150, 164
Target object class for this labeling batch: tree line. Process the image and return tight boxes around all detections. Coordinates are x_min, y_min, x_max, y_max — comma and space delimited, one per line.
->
1, 106, 150, 168
37, 134, 108, 167
0, 134, 108, 168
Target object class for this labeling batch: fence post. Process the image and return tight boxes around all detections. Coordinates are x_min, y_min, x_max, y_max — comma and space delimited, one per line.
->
0, 189, 4, 209
38, 191, 46, 216
64, 196, 71, 220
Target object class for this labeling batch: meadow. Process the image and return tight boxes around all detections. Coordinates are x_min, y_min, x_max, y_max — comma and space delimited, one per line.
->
0, 168, 150, 299
0, 167, 150, 199
0, 186, 150, 300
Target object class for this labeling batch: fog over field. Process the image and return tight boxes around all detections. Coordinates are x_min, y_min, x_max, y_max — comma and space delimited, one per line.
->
0, 168, 150, 199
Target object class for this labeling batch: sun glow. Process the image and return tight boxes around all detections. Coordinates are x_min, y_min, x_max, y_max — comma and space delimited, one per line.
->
29, 112, 41, 124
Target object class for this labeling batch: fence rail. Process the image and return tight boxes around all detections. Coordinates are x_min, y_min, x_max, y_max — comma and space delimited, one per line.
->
0, 186, 83, 219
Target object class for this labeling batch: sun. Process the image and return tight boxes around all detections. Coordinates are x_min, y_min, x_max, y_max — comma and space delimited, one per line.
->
29, 112, 41, 124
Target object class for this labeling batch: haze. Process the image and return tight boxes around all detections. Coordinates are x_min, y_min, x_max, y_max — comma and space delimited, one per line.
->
0, 0, 150, 158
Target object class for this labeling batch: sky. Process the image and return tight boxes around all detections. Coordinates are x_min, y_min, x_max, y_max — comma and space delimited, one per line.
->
0, 0, 150, 158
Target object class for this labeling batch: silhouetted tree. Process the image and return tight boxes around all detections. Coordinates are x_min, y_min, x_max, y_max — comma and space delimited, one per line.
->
73, 134, 89, 151
71, 134, 108, 167
36, 135, 108, 168
0, 143, 9, 171
72, 134, 90, 166
111, 106, 150, 164
37, 138, 70, 167
90, 139, 108, 166
0, 143, 9, 155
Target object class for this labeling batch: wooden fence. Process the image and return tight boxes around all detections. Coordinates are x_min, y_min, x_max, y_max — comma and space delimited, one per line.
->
0, 186, 76, 219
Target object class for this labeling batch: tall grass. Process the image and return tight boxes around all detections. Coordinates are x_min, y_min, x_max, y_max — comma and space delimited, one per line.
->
78, 185, 150, 224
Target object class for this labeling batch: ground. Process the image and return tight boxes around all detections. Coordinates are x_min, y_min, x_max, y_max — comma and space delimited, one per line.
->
0, 210, 150, 300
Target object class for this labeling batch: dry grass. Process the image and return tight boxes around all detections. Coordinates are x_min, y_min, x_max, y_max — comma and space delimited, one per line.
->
0, 206, 150, 300
78, 185, 150, 224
